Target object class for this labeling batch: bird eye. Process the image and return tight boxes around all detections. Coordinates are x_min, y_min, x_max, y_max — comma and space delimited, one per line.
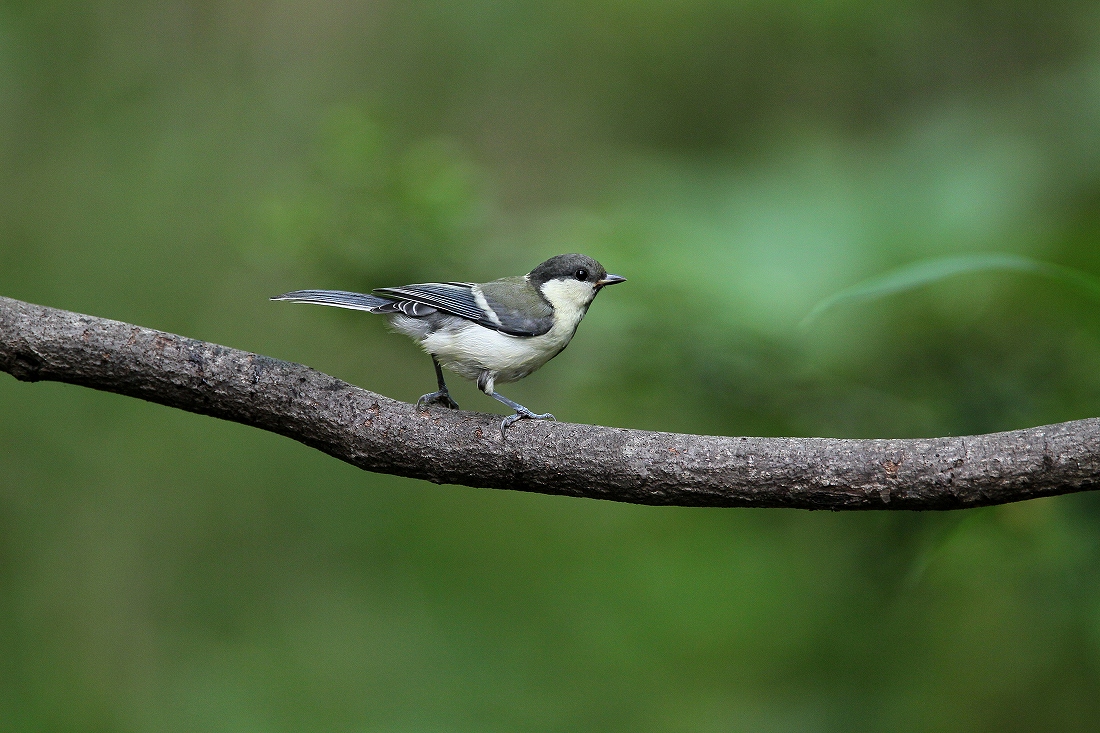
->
575, 268, 589, 281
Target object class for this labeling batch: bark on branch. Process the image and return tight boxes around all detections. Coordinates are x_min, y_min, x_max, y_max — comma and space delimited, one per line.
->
2, 295, 1098, 509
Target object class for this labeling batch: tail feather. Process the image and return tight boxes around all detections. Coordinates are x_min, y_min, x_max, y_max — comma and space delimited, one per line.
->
270, 289, 394, 313
271, 289, 438, 317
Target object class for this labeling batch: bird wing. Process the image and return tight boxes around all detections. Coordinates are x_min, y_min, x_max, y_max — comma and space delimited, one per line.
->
374, 278, 553, 337
372, 282, 483, 321
476, 277, 554, 337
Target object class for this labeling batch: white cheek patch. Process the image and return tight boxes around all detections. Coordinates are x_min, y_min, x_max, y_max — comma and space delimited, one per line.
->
539, 279, 595, 322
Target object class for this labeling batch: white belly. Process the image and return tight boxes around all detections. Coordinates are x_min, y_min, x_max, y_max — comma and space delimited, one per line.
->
411, 316, 579, 384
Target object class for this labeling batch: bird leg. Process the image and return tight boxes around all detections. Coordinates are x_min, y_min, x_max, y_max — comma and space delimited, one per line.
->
416, 357, 460, 410
488, 391, 556, 439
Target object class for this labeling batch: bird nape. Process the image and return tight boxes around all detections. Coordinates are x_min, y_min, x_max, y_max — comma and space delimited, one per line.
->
272, 253, 626, 437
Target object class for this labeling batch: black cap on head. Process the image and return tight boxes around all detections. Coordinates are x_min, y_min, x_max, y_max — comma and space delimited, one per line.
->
528, 254, 607, 287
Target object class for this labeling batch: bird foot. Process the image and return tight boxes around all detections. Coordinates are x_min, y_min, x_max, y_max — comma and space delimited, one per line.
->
416, 390, 460, 411
499, 409, 556, 439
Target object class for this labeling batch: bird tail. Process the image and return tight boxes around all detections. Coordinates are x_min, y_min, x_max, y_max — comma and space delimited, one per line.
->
271, 289, 439, 317
270, 289, 396, 313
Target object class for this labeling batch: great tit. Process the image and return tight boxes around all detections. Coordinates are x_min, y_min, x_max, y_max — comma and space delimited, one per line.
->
272, 254, 626, 436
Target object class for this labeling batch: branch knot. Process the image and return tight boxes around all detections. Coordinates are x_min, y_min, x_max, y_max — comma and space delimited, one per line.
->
8, 349, 44, 382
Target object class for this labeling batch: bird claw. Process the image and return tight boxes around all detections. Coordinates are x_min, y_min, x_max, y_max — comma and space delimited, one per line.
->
416, 390, 460, 411
499, 410, 556, 439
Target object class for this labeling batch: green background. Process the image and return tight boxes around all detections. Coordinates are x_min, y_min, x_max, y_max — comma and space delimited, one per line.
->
3, 1, 1100, 730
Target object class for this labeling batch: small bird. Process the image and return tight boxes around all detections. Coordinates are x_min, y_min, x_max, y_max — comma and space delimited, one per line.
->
272, 254, 626, 436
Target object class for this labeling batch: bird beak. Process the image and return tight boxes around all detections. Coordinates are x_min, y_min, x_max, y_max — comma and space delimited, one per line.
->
595, 274, 626, 289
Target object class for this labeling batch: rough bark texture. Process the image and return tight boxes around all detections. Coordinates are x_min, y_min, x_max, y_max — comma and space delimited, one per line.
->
2, 294, 1099, 509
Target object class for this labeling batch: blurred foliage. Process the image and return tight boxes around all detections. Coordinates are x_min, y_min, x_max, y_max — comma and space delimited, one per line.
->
257, 106, 490, 284
4, 0, 1100, 731
802, 253, 1100, 329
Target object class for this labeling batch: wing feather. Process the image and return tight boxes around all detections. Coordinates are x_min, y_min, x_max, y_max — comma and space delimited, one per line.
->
374, 280, 554, 336
373, 283, 487, 323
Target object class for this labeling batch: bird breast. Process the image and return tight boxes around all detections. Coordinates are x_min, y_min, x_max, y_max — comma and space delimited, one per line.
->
404, 309, 584, 384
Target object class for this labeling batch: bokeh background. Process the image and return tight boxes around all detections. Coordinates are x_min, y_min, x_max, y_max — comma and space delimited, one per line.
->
4, 1, 1100, 730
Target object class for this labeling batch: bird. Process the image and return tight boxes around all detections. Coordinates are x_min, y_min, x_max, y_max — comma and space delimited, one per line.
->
271, 254, 626, 437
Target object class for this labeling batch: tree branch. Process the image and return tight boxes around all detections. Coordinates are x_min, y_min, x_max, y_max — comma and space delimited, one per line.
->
2, 294, 1098, 509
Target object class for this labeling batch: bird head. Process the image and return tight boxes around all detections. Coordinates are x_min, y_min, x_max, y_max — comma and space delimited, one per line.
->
527, 254, 626, 314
